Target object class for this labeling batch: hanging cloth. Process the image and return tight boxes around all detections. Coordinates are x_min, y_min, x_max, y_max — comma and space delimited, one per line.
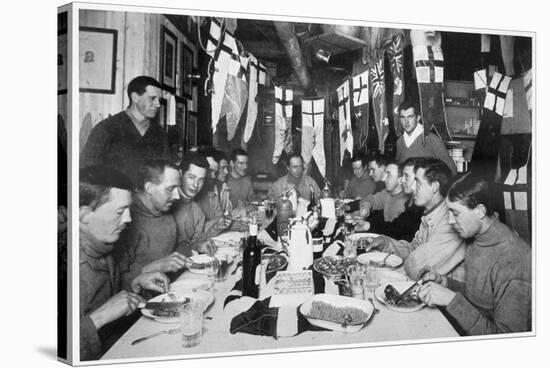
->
369, 58, 389, 153
471, 72, 512, 179
272, 85, 293, 164
352, 69, 370, 148
412, 43, 451, 141
337, 80, 353, 165
386, 33, 405, 137
206, 19, 248, 138
243, 55, 259, 143
301, 97, 326, 176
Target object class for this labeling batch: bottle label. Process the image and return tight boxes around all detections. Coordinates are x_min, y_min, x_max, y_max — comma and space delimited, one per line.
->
249, 223, 258, 236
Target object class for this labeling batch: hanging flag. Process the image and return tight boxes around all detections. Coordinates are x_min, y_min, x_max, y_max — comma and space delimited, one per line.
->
352, 69, 370, 148
243, 55, 259, 143
337, 80, 353, 165
301, 98, 326, 176
369, 58, 389, 153
471, 72, 512, 180
413, 44, 451, 141
272, 85, 293, 164
206, 19, 248, 137
387, 33, 405, 137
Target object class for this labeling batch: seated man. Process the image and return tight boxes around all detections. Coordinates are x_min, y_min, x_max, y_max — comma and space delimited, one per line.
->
173, 153, 231, 255
367, 154, 388, 193
367, 158, 465, 280
226, 148, 257, 208
268, 153, 321, 202
345, 153, 376, 199
79, 166, 168, 361
195, 148, 247, 233
417, 173, 531, 335
115, 159, 188, 291
359, 159, 410, 222
360, 157, 425, 241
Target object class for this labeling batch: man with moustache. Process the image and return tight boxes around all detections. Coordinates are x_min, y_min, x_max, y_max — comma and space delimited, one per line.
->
367, 158, 465, 281
115, 159, 188, 290
80, 76, 172, 184
173, 153, 231, 255
79, 166, 169, 361
359, 159, 410, 222
358, 157, 425, 241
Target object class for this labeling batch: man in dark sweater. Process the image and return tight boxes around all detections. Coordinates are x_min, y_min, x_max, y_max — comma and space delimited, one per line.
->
418, 173, 531, 335
364, 157, 425, 241
395, 100, 457, 175
80, 76, 172, 185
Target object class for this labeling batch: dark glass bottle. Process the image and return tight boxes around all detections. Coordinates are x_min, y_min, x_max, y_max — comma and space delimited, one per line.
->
242, 221, 260, 298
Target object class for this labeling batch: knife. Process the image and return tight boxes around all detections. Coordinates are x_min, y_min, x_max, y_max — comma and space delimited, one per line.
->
394, 269, 429, 304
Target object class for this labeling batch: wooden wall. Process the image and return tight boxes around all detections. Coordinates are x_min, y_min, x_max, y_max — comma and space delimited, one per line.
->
78, 10, 198, 151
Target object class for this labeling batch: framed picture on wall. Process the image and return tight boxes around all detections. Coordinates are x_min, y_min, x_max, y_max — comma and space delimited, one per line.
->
79, 27, 117, 93
58, 29, 67, 94
181, 43, 193, 98
160, 25, 177, 93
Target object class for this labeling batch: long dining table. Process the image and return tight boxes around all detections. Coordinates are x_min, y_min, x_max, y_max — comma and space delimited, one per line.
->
101, 241, 460, 361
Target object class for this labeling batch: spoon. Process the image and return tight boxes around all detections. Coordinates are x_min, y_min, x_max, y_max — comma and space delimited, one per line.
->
131, 327, 181, 345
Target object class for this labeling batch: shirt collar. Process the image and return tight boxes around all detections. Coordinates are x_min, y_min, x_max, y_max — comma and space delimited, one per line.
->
403, 123, 424, 148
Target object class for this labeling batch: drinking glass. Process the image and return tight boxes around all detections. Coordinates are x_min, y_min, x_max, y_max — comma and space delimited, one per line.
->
363, 265, 379, 294
180, 301, 203, 348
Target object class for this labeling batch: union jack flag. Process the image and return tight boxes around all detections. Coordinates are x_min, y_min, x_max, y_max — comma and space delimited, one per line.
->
370, 59, 385, 98
387, 34, 403, 75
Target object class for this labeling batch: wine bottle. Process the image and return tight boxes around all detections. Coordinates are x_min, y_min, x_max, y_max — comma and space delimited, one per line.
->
242, 220, 261, 298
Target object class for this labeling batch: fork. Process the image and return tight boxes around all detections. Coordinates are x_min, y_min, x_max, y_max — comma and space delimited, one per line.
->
131, 327, 181, 345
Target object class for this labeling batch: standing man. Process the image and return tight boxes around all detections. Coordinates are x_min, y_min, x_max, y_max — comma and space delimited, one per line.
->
417, 173, 531, 335
345, 153, 376, 199
79, 166, 168, 361
268, 153, 321, 202
226, 148, 257, 208
80, 76, 173, 184
395, 100, 457, 175
367, 158, 465, 280
115, 159, 188, 291
359, 159, 410, 222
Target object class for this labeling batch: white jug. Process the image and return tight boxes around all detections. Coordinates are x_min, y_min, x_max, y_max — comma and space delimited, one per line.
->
287, 221, 313, 271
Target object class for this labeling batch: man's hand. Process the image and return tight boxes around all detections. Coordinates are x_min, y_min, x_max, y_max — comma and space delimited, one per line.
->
213, 216, 232, 232
365, 236, 386, 251
354, 220, 371, 232
230, 219, 249, 232
418, 266, 447, 287
131, 272, 170, 295
417, 282, 456, 307
89, 291, 144, 329
142, 252, 187, 274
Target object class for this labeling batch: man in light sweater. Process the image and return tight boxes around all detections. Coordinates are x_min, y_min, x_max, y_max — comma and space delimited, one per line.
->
226, 148, 257, 208
367, 158, 465, 281
417, 173, 531, 335
359, 159, 409, 222
395, 100, 457, 175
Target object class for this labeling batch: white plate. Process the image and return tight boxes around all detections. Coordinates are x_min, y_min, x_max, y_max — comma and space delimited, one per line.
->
210, 231, 246, 247
347, 233, 380, 241
169, 279, 212, 293
141, 290, 214, 323
374, 281, 425, 313
357, 251, 403, 268
376, 269, 410, 283
187, 254, 233, 275
299, 294, 374, 333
